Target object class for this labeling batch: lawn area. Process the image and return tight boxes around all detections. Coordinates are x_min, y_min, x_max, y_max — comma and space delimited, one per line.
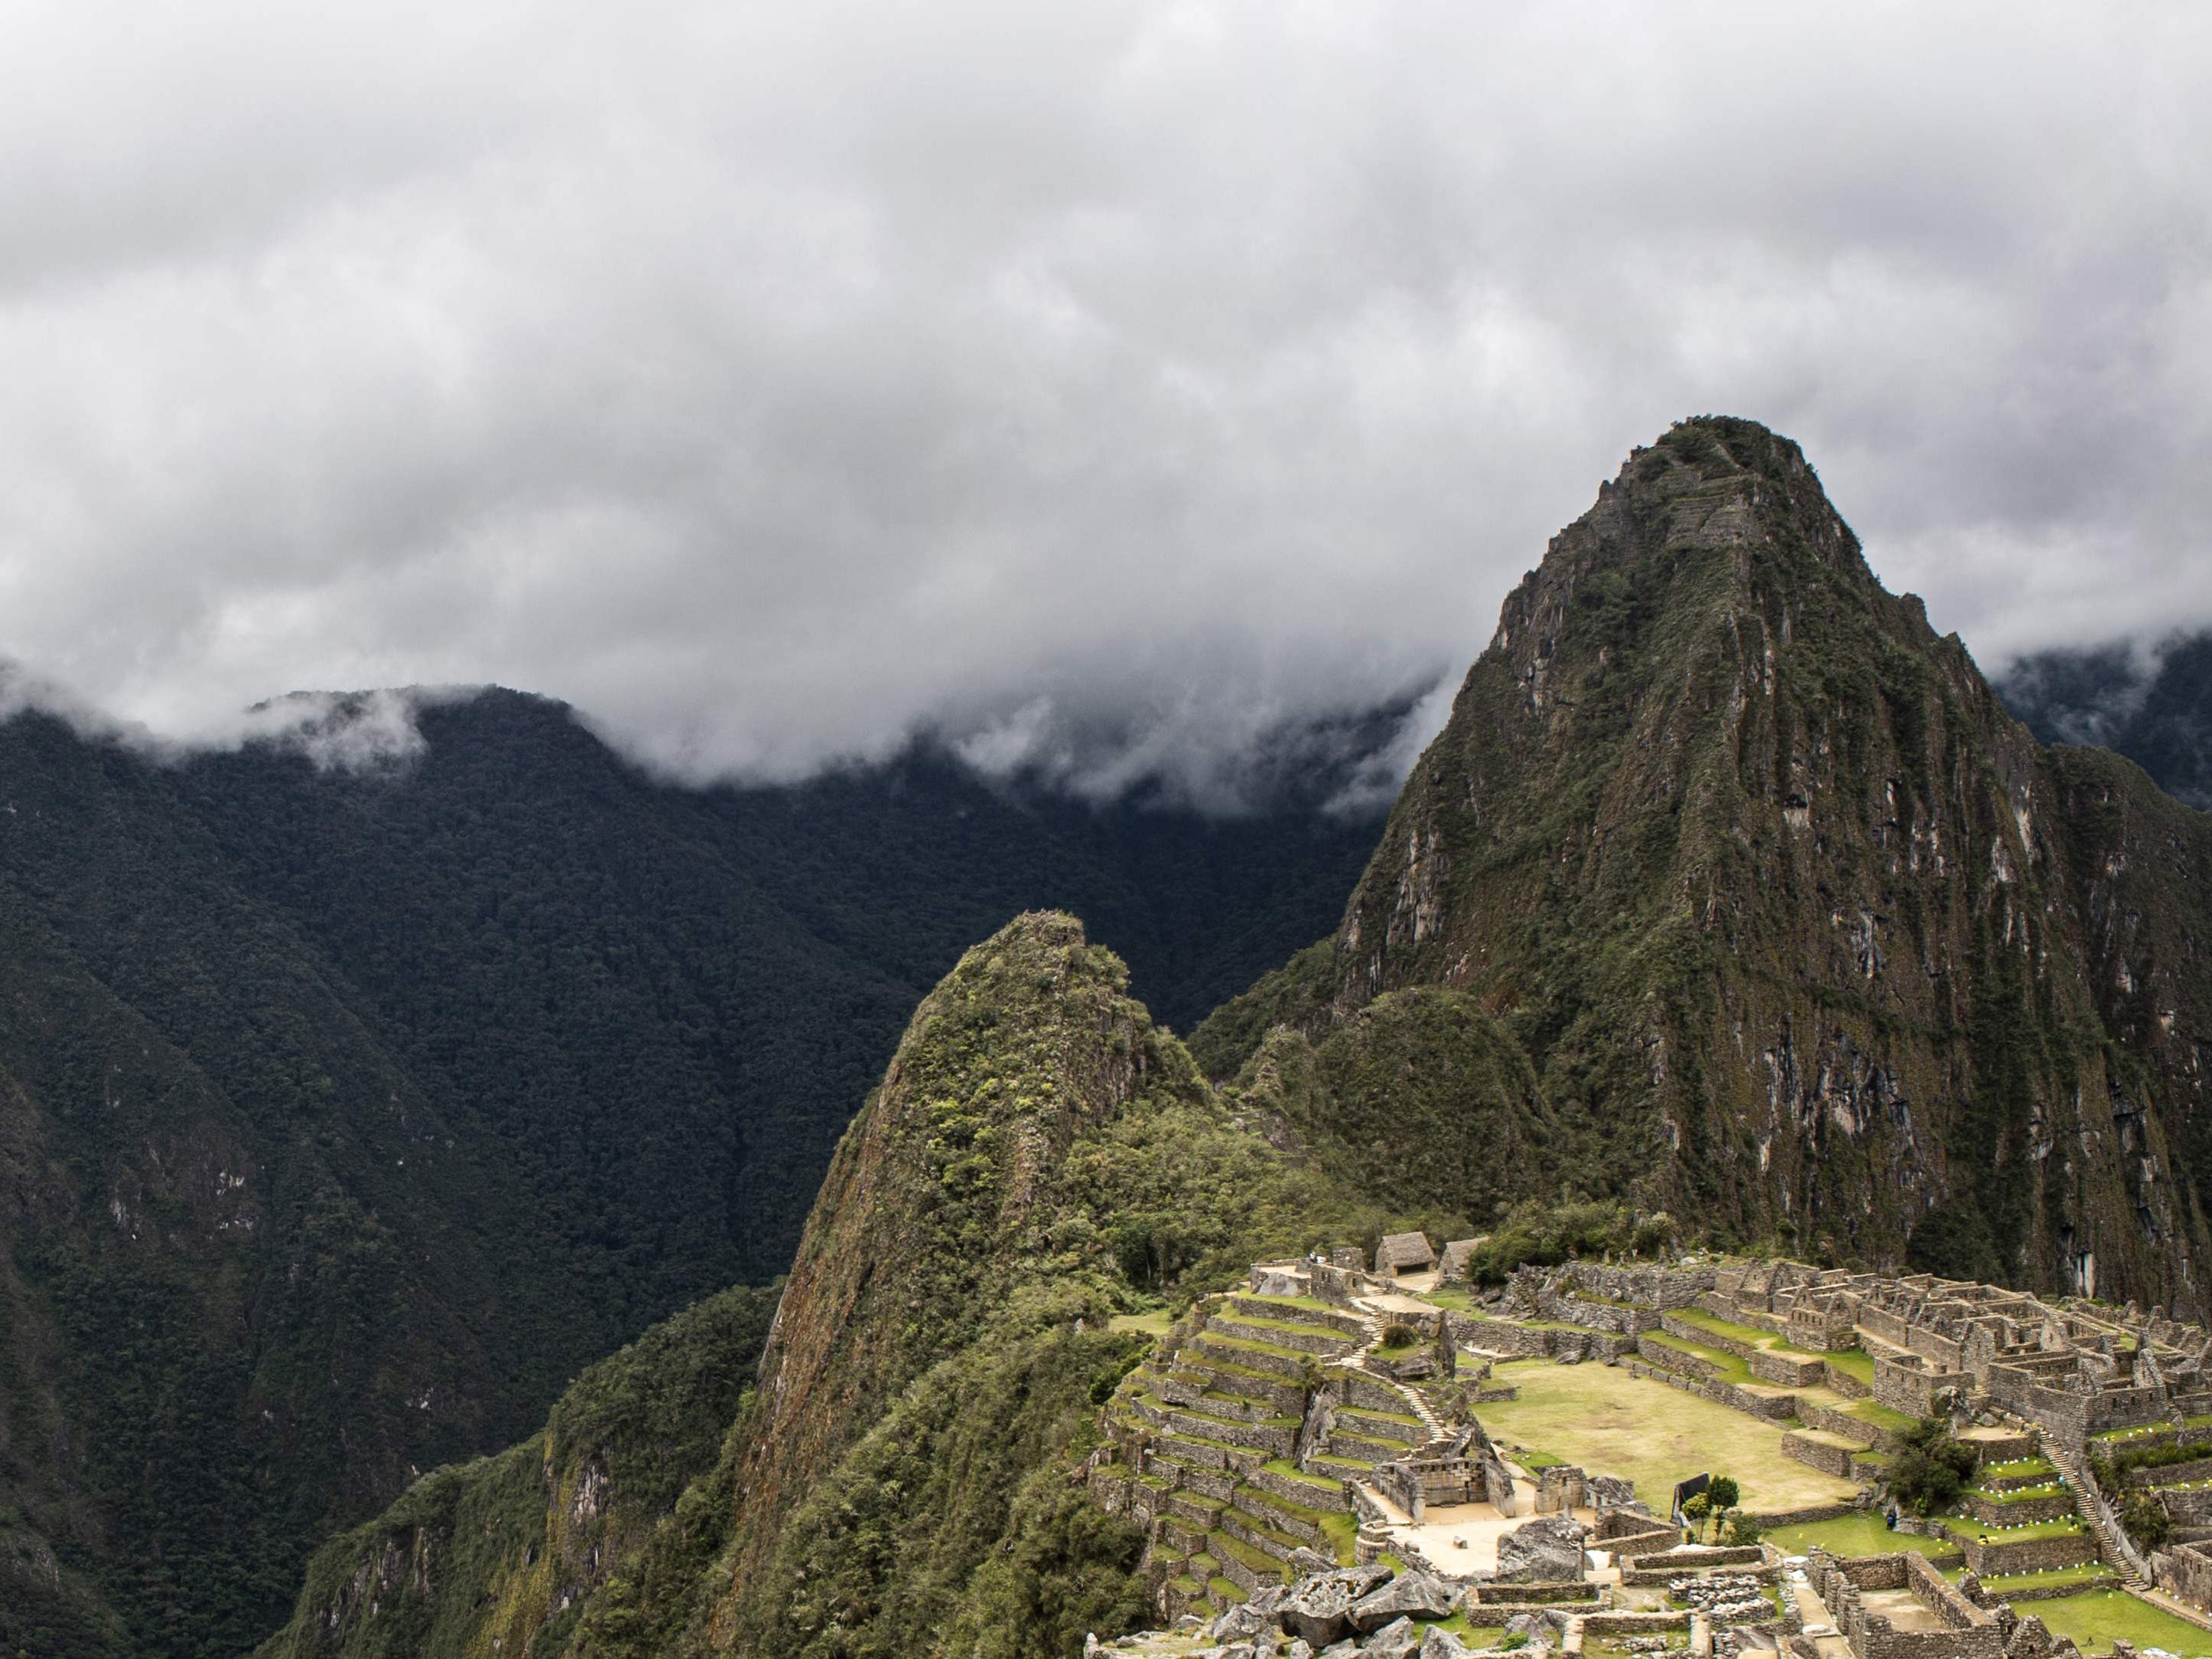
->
2031, 1590, 2212, 1656
1763, 1512, 1961, 1562
1822, 1347, 1876, 1387
1471, 1359, 1860, 1513
1108, 1310, 1173, 1336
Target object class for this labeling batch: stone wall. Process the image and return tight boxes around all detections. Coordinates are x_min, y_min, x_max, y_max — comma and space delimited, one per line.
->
1959, 1488, 2075, 1526
1450, 1313, 1557, 1358
2152, 1486, 2212, 1526
1951, 1528, 2099, 1575
1803, 1549, 2004, 1659
1783, 1431, 1856, 1479
1872, 1356, 1967, 1418
1797, 1398, 1885, 1448
1750, 1349, 1828, 1388
2157, 1539, 2212, 1609
1625, 1356, 1797, 1422
2115, 1451, 2212, 1495
1564, 1262, 1715, 1309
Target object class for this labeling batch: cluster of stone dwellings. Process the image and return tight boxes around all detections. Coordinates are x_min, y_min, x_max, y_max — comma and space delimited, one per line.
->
1708, 1261, 2212, 1449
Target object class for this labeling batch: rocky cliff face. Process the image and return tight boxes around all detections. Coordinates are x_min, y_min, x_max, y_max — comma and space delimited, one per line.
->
1214, 417, 2212, 1311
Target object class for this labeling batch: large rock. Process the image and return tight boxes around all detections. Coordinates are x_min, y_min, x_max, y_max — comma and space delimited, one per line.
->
1419, 1628, 1474, 1659
1495, 1514, 1587, 1582
1361, 1616, 1426, 1659
1348, 1572, 1456, 1634
1327, 1563, 1394, 1598
1315, 1643, 1359, 1659
1281, 1641, 1314, 1659
1212, 1602, 1272, 1642
1588, 1474, 1638, 1510
1290, 1546, 1338, 1575
1277, 1579, 1355, 1648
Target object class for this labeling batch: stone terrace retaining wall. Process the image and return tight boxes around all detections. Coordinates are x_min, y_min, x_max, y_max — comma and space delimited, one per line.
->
1960, 1488, 2075, 1526
1783, 1431, 1856, 1479
1662, 1312, 1761, 1361
1626, 1356, 1797, 1422
1797, 1399, 1885, 1449
2153, 1486, 2212, 1526
1949, 1527, 2099, 1576
1750, 1349, 1829, 1389
2121, 1454, 2212, 1490
1565, 1263, 1715, 1309
1449, 1314, 1557, 1358
1823, 1359, 1872, 1398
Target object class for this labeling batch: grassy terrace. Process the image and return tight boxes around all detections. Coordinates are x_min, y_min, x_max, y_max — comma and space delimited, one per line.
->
2031, 1589, 2212, 1656
1821, 1347, 1876, 1386
1638, 1329, 1911, 1437
1240, 1293, 1343, 1316
1985, 1456, 2059, 1480
1943, 1562, 2114, 1594
1764, 1512, 1961, 1562
1941, 1514, 2089, 1543
1223, 1313, 1355, 1343
1971, 1481, 2069, 1504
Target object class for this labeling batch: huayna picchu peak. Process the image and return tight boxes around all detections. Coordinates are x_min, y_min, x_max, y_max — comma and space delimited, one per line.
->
1203, 415, 2212, 1317
16, 418, 2212, 1659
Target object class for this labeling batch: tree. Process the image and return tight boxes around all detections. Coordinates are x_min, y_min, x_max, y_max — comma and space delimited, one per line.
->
1705, 1475, 1740, 1512
1887, 1419, 1977, 1518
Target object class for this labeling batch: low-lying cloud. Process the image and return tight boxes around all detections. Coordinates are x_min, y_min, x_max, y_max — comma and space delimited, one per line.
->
2, 2, 2208, 798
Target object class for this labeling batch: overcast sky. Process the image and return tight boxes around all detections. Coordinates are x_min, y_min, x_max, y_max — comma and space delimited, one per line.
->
2, 2, 2207, 797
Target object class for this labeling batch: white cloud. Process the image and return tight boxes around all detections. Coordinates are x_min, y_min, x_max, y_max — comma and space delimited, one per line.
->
1, 0, 2207, 791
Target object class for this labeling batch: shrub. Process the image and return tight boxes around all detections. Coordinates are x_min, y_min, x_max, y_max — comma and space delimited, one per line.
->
1705, 1476, 1739, 1511
1887, 1419, 1977, 1518
1725, 1515, 1762, 1547
2120, 1493, 2173, 1552
1682, 1493, 1711, 1520
1380, 1323, 1421, 1352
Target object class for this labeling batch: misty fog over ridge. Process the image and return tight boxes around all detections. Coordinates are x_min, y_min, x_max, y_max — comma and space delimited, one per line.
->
3, 4, 2210, 792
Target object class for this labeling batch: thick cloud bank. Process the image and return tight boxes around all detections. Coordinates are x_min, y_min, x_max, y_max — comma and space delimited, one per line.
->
2, 2, 2208, 791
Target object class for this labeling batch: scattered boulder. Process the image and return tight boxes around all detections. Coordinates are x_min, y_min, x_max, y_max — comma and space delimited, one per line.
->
1501, 1611, 1557, 1650
1290, 1547, 1337, 1575
1211, 1602, 1272, 1643
1588, 1474, 1638, 1510
1347, 1572, 1455, 1633
1277, 1578, 1354, 1648
1328, 1563, 1394, 1598
1495, 1514, 1587, 1582
1315, 1642, 1359, 1659
1418, 1627, 1474, 1659
1250, 1585, 1290, 1619
1360, 1616, 1424, 1659
1281, 1641, 1314, 1659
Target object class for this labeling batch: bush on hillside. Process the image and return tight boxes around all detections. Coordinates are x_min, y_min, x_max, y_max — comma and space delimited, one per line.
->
1461, 1201, 1675, 1284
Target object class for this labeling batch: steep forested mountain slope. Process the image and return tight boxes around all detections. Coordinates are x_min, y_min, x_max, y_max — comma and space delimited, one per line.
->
254, 418, 2212, 1659
2001, 631, 2212, 810
254, 915, 1412, 1659
1202, 417, 2212, 1313
0, 697, 1383, 1659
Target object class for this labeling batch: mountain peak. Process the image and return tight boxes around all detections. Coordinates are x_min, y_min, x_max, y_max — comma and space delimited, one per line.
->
1204, 418, 2212, 1311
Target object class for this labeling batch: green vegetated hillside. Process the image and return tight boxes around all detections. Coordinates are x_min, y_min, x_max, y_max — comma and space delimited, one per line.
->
254, 913, 1426, 1659
0, 695, 1384, 1659
1200, 416, 2212, 1311
253, 416, 2212, 1659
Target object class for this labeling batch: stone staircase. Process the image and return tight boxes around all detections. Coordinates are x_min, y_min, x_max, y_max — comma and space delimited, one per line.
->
2044, 1438, 2149, 1590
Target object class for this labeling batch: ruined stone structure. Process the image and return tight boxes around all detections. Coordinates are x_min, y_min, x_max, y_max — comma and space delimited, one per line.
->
1706, 1261, 2212, 1452
1803, 1547, 2006, 1659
